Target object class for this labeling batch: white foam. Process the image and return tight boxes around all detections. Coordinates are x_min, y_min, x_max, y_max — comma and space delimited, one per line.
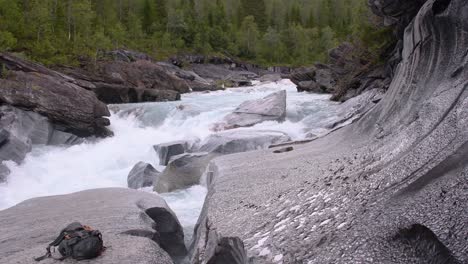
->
0, 80, 341, 225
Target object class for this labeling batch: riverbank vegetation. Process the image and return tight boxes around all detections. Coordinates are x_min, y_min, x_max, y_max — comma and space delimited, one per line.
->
0, 0, 391, 66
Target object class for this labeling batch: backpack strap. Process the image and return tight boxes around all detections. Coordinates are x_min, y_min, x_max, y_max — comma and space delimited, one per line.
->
34, 231, 67, 262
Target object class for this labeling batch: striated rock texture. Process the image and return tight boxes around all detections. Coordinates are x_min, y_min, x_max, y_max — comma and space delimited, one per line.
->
0, 188, 187, 264
0, 53, 111, 137
191, 0, 468, 263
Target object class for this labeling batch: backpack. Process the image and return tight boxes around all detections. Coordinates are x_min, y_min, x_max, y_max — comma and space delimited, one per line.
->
34, 222, 105, 262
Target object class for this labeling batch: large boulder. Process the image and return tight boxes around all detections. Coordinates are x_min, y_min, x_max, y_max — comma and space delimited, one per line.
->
0, 188, 187, 264
191, 0, 468, 263
0, 54, 111, 137
154, 141, 189, 166
127, 162, 160, 189
196, 130, 291, 155
154, 153, 215, 194
214, 91, 287, 130
58, 59, 191, 104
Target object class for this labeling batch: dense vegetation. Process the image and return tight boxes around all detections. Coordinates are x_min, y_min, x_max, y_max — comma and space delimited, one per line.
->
0, 0, 389, 66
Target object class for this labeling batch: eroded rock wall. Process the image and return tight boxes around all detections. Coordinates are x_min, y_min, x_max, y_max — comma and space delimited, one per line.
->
191, 0, 468, 263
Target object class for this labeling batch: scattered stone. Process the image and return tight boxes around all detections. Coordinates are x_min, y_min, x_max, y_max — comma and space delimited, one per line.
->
127, 162, 160, 189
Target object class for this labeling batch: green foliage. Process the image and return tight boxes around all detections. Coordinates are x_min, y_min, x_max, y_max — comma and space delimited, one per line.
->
0, 0, 390, 67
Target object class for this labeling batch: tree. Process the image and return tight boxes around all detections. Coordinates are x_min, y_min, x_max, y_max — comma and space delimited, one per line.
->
240, 0, 267, 32
238, 16, 259, 58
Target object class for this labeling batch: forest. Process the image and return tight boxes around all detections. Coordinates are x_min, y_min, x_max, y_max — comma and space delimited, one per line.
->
0, 0, 390, 66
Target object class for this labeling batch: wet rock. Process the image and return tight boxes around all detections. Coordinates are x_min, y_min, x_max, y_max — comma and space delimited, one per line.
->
0, 54, 111, 137
127, 162, 160, 189
154, 141, 189, 166
48, 130, 83, 145
0, 163, 10, 182
154, 152, 214, 193
0, 106, 84, 182
0, 188, 187, 264
196, 130, 290, 155
214, 90, 287, 130
0, 133, 31, 164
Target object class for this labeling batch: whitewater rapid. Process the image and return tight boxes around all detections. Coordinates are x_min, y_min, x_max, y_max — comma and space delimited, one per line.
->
0, 80, 341, 232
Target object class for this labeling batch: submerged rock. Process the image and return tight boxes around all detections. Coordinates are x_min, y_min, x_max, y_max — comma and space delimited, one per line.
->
154, 141, 189, 166
127, 162, 160, 189
0, 188, 187, 264
154, 152, 214, 193
214, 90, 287, 130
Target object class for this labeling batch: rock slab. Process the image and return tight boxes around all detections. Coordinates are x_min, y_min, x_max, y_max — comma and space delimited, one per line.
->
214, 91, 287, 130
0, 188, 187, 264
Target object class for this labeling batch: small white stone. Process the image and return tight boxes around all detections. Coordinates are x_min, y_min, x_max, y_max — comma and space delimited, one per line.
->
259, 247, 271, 256
274, 254, 284, 262
290, 205, 300, 211
274, 225, 286, 232
320, 219, 331, 226
276, 210, 286, 217
337, 222, 347, 229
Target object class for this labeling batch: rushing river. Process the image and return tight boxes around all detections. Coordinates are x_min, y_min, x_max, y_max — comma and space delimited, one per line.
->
0, 79, 342, 236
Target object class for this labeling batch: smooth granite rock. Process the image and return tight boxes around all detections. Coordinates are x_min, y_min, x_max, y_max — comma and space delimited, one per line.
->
191, 1, 468, 263
214, 91, 287, 130
0, 188, 187, 264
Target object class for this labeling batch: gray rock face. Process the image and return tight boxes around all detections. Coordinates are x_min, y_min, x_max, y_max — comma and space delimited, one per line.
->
214, 91, 287, 130
127, 162, 160, 189
196, 130, 290, 155
191, 0, 468, 263
0, 106, 84, 181
154, 153, 214, 194
0, 188, 187, 264
154, 141, 189, 166
0, 54, 111, 137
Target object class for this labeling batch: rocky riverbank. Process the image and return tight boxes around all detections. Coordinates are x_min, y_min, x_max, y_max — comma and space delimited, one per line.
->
1, 0, 467, 263
191, 0, 468, 263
